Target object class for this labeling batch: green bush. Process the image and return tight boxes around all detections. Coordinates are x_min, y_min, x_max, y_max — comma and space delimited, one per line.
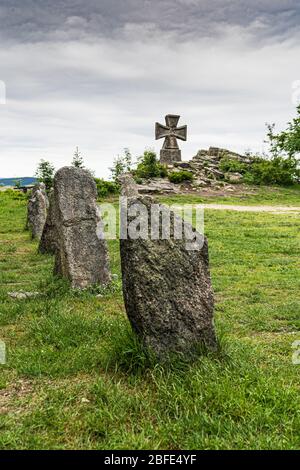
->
254, 106, 300, 186
0, 189, 27, 201
220, 155, 299, 186
168, 171, 194, 184
94, 178, 119, 199
219, 157, 248, 174
133, 177, 143, 185
244, 156, 299, 186
135, 150, 167, 179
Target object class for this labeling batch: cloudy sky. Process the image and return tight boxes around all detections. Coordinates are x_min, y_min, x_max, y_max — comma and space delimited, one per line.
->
0, 0, 299, 178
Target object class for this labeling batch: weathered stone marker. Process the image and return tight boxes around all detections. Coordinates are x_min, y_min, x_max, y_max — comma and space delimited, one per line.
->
120, 174, 217, 358
155, 114, 187, 164
38, 189, 57, 255
26, 182, 48, 240
51, 166, 111, 289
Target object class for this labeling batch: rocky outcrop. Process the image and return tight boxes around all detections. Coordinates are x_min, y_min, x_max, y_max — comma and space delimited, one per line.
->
135, 147, 253, 195
171, 147, 252, 186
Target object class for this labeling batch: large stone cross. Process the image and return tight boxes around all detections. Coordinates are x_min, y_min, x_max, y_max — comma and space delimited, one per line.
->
155, 114, 187, 164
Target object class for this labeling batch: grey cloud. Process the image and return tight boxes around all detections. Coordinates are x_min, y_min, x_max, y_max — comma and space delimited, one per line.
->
0, 1, 299, 178
0, 0, 300, 43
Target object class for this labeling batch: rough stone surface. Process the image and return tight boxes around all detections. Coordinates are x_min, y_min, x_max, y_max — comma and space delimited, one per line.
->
156, 114, 187, 164
137, 179, 179, 195
8, 291, 40, 300
224, 172, 243, 183
26, 183, 48, 240
38, 189, 57, 254
120, 177, 217, 358
160, 149, 182, 164
118, 174, 139, 197
135, 147, 254, 195
52, 166, 111, 289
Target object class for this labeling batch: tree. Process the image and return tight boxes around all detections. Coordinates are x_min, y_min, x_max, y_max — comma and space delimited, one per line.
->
72, 146, 85, 168
267, 105, 300, 159
135, 150, 167, 179
261, 106, 300, 185
35, 159, 55, 191
13, 179, 22, 189
123, 148, 133, 172
110, 148, 133, 182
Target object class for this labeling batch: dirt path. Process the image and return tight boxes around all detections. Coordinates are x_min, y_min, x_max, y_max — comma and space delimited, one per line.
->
201, 204, 300, 213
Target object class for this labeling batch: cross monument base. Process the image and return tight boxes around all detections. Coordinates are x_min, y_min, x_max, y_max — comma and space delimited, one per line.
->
160, 149, 182, 164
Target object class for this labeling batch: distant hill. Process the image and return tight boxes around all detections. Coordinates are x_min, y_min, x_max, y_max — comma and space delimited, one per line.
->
0, 177, 37, 187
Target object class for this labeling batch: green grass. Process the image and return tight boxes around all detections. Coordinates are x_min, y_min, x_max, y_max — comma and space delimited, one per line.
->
0, 189, 300, 449
161, 184, 300, 206
94, 183, 300, 207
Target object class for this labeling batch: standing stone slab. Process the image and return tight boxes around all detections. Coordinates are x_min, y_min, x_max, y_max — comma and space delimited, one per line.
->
120, 175, 217, 358
52, 167, 111, 289
38, 189, 57, 255
26, 183, 48, 240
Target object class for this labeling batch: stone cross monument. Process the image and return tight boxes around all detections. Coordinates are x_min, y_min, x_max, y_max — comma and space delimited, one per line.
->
155, 114, 187, 164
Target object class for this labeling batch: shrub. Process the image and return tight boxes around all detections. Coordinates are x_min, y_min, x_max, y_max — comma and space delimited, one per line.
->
135, 150, 167, 179
220, 151, 300, 186
134, 177, 143, 185
220, 155, 299, 186
94, 178, 119, 199
219, 157, 248, 174
244, 156, 299, 186
253, 105, 300, 185
168, 171, 194, 184
0, 189, 27, 201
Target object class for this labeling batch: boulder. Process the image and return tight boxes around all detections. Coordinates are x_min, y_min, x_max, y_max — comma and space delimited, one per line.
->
26, 183, 48, 240
52, 167, 111, 289
118, 174, 139, 197
8, 291, 40, 300
120, 175, 217, 358
225, 172, 243, 183
208, 147, 243, 160
136, 178, 179, 195
174, 162, 192, 169
38, 189, 57, 255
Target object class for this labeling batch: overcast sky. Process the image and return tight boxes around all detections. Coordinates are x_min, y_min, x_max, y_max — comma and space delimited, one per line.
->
0, 0, 299, 178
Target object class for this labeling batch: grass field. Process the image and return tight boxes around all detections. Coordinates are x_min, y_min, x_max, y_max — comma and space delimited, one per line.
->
161, 184, 300, 207
0, 189, 300, 450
